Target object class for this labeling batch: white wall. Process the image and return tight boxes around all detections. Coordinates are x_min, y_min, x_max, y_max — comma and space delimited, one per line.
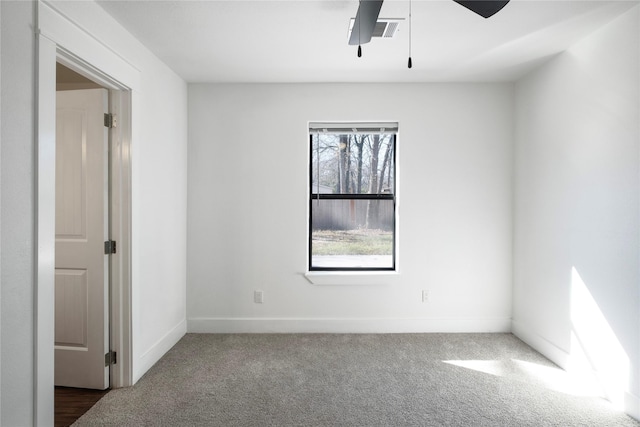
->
0, 0, 188, 423
513, 6, 640, 417
187, 83, 514, 333
1, 2, 36, 424
132, 56, 188, 380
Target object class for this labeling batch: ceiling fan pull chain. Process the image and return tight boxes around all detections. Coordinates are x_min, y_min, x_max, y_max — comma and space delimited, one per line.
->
408, 0, 412, 68
358, 0, 362, 57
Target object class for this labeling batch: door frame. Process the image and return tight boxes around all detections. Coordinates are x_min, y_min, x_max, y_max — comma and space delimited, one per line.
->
36, 3, 136, 423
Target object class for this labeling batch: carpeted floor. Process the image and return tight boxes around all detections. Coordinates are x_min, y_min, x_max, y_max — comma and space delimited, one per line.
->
74, 333, 640, 426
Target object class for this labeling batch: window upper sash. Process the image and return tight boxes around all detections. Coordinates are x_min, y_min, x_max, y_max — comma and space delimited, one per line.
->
310, 131, 396, 197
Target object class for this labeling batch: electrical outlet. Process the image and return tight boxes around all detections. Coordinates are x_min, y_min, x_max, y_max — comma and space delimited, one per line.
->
254, 290, 264, 304
422, 290, 430, 303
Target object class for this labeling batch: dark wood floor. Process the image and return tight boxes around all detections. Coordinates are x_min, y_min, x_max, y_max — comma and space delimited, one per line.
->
55, 387, 110, 427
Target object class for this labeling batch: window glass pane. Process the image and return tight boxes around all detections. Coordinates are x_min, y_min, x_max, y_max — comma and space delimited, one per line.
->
311, 199, 394, 269
311, 133, 394, 195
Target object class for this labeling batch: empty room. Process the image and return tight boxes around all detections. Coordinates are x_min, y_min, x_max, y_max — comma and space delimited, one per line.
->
1, 0, 639, 426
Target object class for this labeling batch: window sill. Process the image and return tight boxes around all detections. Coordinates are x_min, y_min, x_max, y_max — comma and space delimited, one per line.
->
304, 271, 400, 286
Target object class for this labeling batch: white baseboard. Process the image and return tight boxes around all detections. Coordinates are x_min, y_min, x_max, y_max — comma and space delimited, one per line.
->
511, 320, 572, 369
187, 317, 512, 334
133, 318, 187, 384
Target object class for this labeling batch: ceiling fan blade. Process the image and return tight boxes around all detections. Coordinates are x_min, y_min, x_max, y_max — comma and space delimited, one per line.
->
348, 0, 384, 46
453, 1, 510, 18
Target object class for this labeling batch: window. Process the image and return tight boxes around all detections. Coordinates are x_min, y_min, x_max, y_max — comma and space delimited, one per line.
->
309, 123, 397, 271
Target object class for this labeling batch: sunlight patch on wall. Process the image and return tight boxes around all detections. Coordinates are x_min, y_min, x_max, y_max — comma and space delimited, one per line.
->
570, 267, 630, 408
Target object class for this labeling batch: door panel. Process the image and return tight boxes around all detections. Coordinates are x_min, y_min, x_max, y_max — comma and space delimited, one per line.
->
55, 88, 109, 390
55, 269, 88, 347
55, 107, 87, 239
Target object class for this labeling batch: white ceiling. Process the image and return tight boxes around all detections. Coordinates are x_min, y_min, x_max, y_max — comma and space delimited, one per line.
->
96, 0, 638, 83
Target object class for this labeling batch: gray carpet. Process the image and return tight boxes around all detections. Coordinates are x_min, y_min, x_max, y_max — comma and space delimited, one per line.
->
74, 333, 640, 426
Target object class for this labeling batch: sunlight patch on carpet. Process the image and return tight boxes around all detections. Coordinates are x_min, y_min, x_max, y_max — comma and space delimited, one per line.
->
443, 358, 603, 397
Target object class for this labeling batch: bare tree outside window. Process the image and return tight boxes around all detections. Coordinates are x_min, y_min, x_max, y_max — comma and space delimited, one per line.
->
309, 127, 396, 270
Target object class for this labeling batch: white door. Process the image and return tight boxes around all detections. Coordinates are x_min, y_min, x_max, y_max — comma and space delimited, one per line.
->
55, 88, 110, 390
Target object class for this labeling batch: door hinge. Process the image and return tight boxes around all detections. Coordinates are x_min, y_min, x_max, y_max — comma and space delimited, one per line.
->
104, 240, 117, 255
104, 113, 117, 128
105, 351, 117, 366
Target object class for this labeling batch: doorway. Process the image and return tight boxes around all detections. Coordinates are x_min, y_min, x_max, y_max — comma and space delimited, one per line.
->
54, 63, 114, 425
52, 50, 133, 392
